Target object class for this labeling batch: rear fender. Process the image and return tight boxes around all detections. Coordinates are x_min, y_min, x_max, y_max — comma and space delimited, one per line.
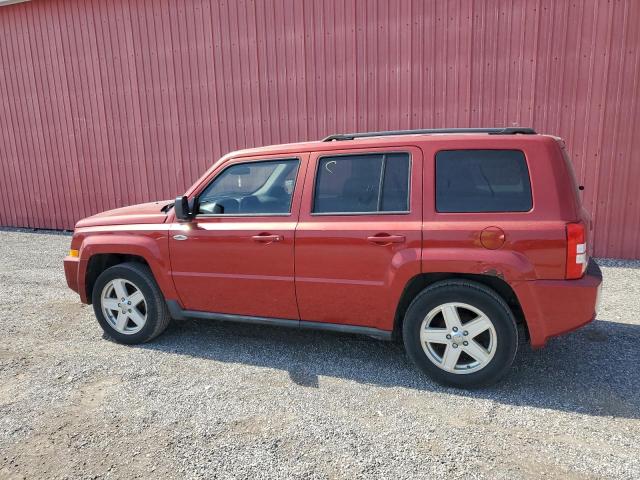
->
422, 248, 536, 282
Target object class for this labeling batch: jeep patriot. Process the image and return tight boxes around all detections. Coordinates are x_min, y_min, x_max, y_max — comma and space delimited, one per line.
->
64, 127, 602, 387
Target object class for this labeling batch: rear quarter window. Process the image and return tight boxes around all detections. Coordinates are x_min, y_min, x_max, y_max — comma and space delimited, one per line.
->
435, 149, 532, 213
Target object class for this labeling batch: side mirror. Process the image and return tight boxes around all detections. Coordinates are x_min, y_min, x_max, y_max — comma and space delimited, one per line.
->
174, 195, 193, 221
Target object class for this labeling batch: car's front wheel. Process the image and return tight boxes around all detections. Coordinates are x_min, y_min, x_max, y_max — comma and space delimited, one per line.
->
92, 262, 171, 344
403, 279, 518, 388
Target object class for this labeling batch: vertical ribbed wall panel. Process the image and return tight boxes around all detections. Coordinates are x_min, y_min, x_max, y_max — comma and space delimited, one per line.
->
0, 0, 638, 258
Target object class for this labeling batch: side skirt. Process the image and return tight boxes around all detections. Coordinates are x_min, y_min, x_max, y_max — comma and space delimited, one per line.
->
166, 300, 393, 340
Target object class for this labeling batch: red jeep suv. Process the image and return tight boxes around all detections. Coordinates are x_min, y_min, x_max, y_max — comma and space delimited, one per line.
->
64, 128, 602, 387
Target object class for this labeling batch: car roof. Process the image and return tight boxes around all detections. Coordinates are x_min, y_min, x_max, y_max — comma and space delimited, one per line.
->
226, 130, 557, 160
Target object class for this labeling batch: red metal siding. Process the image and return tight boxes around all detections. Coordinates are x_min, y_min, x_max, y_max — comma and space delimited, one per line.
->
0, 0, 639, 258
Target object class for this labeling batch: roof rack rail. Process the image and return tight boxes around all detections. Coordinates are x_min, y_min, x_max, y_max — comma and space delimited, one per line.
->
322, 127, 537, 142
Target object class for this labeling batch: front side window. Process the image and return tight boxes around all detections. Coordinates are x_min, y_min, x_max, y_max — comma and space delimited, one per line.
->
435, 150, 532, 213
313, 153, 410, 214
198, 159, 299, 215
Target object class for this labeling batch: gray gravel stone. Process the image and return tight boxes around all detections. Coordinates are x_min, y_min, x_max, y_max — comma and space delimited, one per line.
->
0, 230, 638, 479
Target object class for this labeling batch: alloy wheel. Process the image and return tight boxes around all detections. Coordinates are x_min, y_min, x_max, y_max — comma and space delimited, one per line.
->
420, 302, 497, 374
100, 278, 147, 334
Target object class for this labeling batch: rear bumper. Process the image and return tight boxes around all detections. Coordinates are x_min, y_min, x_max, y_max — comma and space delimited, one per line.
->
515, 260, 603, 348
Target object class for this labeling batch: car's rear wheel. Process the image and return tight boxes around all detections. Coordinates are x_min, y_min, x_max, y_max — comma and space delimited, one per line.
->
92, 262, 171, 344
402, 280, 518, 388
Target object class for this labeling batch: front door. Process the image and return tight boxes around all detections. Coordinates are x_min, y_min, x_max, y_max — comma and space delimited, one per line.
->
294, 147, 423, 330
169, 154, 307, 319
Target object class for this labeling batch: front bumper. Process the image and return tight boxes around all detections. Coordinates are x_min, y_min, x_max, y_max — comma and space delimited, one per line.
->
63, 255, 80, 295
515, 260, 603, 348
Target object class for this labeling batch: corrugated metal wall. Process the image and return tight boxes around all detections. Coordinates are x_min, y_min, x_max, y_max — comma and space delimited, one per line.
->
0, 0, 639, 258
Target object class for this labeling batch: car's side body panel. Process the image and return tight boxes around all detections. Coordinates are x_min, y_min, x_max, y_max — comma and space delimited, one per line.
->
63, 132, 602, 349
420, 136, 578, 280
167, 152, 309, 319
168, 219, 300, 318
416, 136, 596, 347
294, 147, 423, 330
66, 225, 174, 303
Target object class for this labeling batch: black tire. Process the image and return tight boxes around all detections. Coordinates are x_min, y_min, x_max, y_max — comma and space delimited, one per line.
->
91, 262, 171, 344
402, 279, 518, 388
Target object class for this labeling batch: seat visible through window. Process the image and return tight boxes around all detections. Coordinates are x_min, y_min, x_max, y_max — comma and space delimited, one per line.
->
313, 153, 410, 214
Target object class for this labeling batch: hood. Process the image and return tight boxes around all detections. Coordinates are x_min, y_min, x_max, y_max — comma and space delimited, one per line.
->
75, 200, 172, 228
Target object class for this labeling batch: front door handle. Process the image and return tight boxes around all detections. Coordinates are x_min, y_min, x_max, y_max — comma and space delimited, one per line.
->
367, 234, 406, 245
251, 234, 283, 242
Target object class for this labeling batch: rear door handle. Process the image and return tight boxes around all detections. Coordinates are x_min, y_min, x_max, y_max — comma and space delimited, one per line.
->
251, 234, 283, 242
367, 234, 406, 244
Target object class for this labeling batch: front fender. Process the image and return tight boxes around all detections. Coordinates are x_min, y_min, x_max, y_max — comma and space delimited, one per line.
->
75, 227, 175, 303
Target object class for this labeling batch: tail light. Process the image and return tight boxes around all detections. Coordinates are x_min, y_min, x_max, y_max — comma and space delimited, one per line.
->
566, 222, 587, 279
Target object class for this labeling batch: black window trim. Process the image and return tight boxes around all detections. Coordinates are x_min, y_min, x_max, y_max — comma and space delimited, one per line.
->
195, 157, 301, 218
433, 148, 534, 215
310, 150, 412, 216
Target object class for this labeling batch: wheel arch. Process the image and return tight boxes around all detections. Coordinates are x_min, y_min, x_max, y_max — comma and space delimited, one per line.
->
75, 231, 176, 304
85, 253, 151, 301
393, 272, 527, 340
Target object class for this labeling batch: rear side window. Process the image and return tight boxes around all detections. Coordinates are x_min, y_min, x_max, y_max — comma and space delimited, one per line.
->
313, 153, 410, 214
435, 150, 532, 213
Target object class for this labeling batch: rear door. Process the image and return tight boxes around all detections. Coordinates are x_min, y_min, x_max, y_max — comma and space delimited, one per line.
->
294, 147, 423, 330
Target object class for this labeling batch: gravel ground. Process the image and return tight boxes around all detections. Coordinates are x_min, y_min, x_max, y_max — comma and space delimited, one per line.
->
1, 230, 638, 479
